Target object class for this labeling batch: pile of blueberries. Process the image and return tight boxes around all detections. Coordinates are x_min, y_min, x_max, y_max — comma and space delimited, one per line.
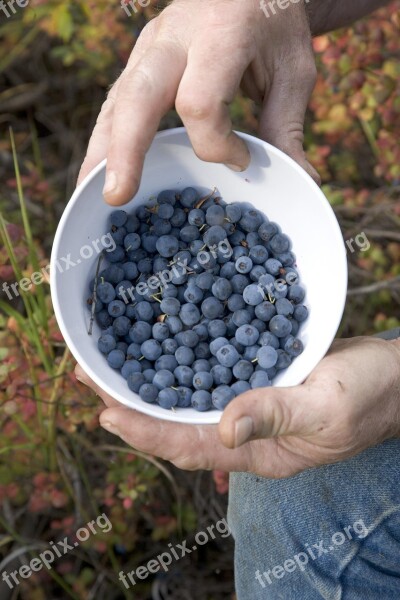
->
87, 187, 308, 411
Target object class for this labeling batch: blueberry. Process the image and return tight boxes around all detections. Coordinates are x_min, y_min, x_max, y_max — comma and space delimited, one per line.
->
176, 386, 193, 407
233, 360, 254, 380
191, 390, 212, 412
212, 385, 235, 410
180, 225, 200, 243
269, 315, 292, 338
107, 246, 125, 263
156, 235, 180, 258
226, 294, 245, 313
153, 369, 175, 390
193, 359, 211, 373
175, 366, 195, 387
98, 334, 116, 354
141, 339, 162, 361
249, 245, 269, 265
236, 324, 259, 346
127, 342, 142, 359
239, 209, 263, 233
212, 278, 232, 301
206, 204, 225, 226
139, 383, 158, 403
216, 344, 240, 368
171, 208, 187, 227
113, 316, 131, 337
175, 346, 195, 366
158, 189, 178, 205
243, 284, 265, 306
257, 346, 278, 369
250, 371, 271, 389
143, 368, 157, 383
166, 316, 183, 335
207, 320, 227, 339
129, 321, 152, 343
231, 274, 250, 294
276, 298, 294, 317
121, 360, 142, 379
109, 210, 127, 228
152, 322, 170, 342
225, 203, 242, 223
162, 338, 179, 355
201, 297, 224, 320
107, 349, 126, 369
196, 272, 215, 290
160, 297, 180, 316
284, 336, 304, 357
258, 221, 278, 243
211, 365, 232, 385
276, 350, 292, 370
193, 323, 209, 341
180, 330, 199, 348
293, 305, 308, 322
232, 309, 252, 327
179, 303, 201, 326
269, 233, 290, 254
259, 331, 280, 349
184, 285, 203, 304
158, 388, 178, 409
192, 371, 213, 391
255, 301, 276, 322
124, 233, 141, 252
180, 187, 199, 208
188, 208, 205, 227
210, 337, 229, 356
158, 203, 174, 219
203, 225, 226, 246
155, 355, 178, 371
194, 343, 211, 359
232, 381, 251, 396
97, 282, 116, 303
265, 258, 282, 276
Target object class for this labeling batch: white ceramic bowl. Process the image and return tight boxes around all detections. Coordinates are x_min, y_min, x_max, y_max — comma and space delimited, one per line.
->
51, 127, 347, 424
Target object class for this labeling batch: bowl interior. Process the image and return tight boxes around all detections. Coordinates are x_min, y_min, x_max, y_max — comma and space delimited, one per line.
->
51, 128, 347, 424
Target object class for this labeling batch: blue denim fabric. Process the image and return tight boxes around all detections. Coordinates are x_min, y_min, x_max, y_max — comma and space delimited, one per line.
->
227, 331, 400, 599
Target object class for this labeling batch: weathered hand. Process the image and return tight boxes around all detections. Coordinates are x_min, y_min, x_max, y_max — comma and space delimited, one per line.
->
75, 337, 400, 478
78, 0, 319, 205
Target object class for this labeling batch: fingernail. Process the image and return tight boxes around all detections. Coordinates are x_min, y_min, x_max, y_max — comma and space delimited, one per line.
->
101, 420, 119, 435
225, 163, 244, 172
234, 416, 254, 447
103, 171, 118, 197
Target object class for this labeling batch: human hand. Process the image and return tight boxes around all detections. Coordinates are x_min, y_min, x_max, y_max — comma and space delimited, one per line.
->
78, 0, 319, 205
75, 337, 400, 478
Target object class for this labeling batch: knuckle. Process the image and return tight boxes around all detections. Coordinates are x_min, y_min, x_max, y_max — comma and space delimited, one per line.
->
122, 68, 153, 98
176, 93, 214, 122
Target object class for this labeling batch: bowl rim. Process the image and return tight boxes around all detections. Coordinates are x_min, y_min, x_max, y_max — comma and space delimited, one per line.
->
50, 126, 348, 424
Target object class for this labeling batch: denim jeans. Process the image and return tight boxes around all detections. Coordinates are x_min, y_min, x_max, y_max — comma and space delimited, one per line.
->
227, 330, 400, 600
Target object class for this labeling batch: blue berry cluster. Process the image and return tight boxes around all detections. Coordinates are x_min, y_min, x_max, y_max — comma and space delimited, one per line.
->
87, 188, 308, 411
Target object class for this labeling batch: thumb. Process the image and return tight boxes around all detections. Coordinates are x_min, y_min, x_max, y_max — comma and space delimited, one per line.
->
259, 51, 320, 185
218, 385, 314, 449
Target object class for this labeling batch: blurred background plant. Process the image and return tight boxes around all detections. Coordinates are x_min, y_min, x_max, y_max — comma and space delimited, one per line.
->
0, 1, 399, 598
